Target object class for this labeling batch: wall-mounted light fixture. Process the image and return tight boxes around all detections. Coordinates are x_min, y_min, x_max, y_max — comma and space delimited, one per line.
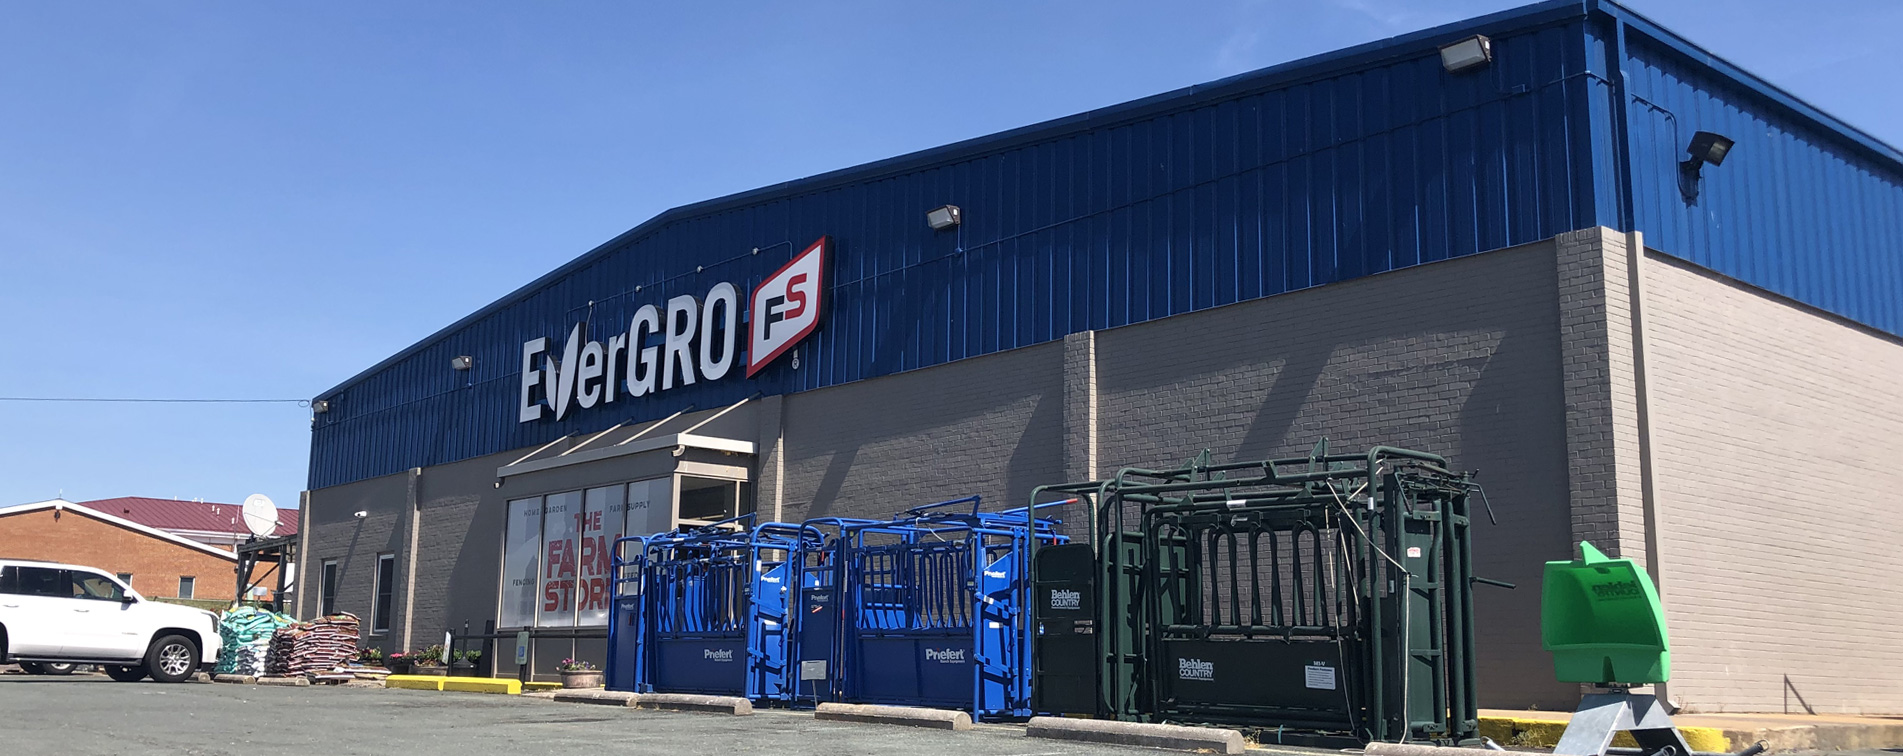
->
926, 204, 962, 231
451, 355, 474, 371
1439, 35, 1492, 74
1678, 130, 1735, 201
312, 399, 330, 414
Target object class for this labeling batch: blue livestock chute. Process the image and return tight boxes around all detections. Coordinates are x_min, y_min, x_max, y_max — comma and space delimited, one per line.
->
790, 497, 1067, 719
607, 515, 812, 700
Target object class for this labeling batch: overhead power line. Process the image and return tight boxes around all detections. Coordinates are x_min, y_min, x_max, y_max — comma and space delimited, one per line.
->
0, 397, 311, 406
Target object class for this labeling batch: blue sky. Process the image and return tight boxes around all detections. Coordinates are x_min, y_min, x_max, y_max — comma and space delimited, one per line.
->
2, 0, 1898, 510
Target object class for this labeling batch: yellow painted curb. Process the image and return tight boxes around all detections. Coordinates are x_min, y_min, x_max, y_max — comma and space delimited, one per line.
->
524, 682, 562, 692
1479, 717, 1730, 752
385, 675, 446, 691
442, 677, 522, 695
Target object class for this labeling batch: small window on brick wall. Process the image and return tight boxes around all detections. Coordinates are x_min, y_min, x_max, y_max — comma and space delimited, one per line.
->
177, 576, 195, 599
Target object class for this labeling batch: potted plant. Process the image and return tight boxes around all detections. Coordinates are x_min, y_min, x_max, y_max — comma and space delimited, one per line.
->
449, 649, 477, 675
358, 647, 385, 669
387, 651, 413, 675
411, 645, 448, 677
557, 658, 601, 689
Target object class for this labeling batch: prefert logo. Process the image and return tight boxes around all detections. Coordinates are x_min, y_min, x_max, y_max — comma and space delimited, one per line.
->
704, 649, 735, 662
747, 237, 829, 377
1050, 589, 1081, 610
925, 648, 966, 664
1178, 658, 1214, 681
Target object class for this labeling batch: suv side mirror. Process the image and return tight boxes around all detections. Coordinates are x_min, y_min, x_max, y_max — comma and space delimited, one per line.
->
119, 595, 137, 604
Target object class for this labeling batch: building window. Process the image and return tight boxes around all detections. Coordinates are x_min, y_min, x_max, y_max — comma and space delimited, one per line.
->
319, 560, 339, 617
372, 554, 396, 634
501, 480, 679, 631
177, 576, 195, 599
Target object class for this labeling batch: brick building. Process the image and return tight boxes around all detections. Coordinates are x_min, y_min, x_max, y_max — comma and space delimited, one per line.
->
0, 499, 260, 602
298, 1, 1903, 713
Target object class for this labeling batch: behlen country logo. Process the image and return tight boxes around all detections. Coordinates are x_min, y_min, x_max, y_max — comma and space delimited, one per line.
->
1178, 658, 1214, 681
517, 237, 830, 423
1049, 588, 1082, 611
924, 648, 967, 664
703, 648, 735, 662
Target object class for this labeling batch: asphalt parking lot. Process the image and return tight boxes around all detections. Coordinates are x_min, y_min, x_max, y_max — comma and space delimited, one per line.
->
0, 673, 1172, 756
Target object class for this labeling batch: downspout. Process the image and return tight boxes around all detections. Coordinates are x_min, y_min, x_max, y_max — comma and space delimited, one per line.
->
401, 467, 422, 651
1607, 8, 1672, 707
295, 490, 311, 618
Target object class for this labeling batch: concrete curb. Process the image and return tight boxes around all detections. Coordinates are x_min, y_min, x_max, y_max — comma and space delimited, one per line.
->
814, 703, 972, 731
552, 689, 639, 706
213, 674, 257, 685
635, 693, 752, 716
442, 678, 522, 695
1026, 716, 1244, 754
256, 676, 311, 687
384, 675, 445, 691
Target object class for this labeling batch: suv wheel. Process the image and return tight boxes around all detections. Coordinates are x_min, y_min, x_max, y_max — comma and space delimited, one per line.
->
38, 662, 77, 675
104, 665, 147, 682
145, 635, 198, 683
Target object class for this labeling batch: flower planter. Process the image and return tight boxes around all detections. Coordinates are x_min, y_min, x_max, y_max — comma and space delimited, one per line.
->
449, 660, 476, 675
559, 670, 603, 689
388, 659, 414, 675
412, 665, 448, 677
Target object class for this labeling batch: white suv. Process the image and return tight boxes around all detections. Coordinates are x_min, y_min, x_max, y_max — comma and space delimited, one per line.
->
0, 559, 219, 683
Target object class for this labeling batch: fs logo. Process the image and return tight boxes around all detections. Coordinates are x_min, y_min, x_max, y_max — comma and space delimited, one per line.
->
747, 236, 829, 377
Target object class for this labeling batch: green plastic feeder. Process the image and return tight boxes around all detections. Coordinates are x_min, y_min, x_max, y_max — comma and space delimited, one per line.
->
1540, 542, 1670, 684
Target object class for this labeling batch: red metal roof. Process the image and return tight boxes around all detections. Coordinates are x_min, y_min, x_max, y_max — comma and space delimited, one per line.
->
76, 497, 299, 538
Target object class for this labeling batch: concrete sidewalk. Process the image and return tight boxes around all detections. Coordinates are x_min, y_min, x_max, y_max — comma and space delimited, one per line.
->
1480, 709, 1903, 753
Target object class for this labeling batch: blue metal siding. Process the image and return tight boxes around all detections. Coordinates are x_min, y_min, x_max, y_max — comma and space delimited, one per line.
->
309, 12, 1601, 490
1607, 22, 1903, 334
311, 0, 1903, 491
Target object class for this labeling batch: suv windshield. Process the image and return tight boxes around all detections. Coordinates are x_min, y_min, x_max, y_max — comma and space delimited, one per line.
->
71, 572, 126, 601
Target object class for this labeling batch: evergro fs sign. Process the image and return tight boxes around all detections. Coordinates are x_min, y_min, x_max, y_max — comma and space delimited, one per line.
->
518, 237, 829, 423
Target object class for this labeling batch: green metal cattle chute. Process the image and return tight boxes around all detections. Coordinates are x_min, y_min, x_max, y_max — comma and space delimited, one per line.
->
1030, 444, 1488, 746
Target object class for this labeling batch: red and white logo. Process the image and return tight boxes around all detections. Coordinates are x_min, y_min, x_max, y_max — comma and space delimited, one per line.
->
746, 236, 828, 377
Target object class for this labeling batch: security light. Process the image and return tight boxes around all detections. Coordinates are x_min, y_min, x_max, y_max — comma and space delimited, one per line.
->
1439, 35, 1492, 73
312, 399, 330, 414
451, 355, 474, 371
926, 204, 962, 231
1686, 131, 1734, 167
1678, 130, 1735, 201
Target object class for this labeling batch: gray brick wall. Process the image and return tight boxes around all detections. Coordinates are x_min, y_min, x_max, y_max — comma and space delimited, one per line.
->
1088, 238, 1576, 709
301, 470, 410, 650
1555, 227, 1651, 562
778, 340, 1067, 522
1641, 251, 1903, 714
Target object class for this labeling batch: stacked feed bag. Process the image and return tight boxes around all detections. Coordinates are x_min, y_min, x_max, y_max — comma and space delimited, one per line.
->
214, 606, 296, 676
265, 613, 361, 676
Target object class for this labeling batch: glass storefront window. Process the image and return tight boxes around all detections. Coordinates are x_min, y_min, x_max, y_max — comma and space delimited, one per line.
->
537, 491, 583, 628
500, 497, 544, 629
499, 474, 744, 629
577, 485, 625, 627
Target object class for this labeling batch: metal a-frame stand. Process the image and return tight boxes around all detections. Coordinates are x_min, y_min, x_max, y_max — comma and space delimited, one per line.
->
1553, 685, 1693, 756
235, 534, 297, 612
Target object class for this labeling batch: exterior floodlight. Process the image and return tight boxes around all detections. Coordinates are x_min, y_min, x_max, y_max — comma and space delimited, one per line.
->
1439, 35, 1492, 73
1686, 130, 1734, 167
451, 355, 474, 371
926, 204, 962, 231
311, 399, 330, 414
1678, 130, 1735, 201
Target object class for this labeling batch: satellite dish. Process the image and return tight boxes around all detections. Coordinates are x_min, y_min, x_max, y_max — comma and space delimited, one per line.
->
241, 494, 278, 537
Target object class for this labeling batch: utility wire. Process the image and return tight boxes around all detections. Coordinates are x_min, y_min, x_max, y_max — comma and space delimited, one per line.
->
0, 397, 311, 406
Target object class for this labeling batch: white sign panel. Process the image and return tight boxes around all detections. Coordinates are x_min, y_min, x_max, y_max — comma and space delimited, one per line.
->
500, 498, 544, 629
747, 236, 828, 377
